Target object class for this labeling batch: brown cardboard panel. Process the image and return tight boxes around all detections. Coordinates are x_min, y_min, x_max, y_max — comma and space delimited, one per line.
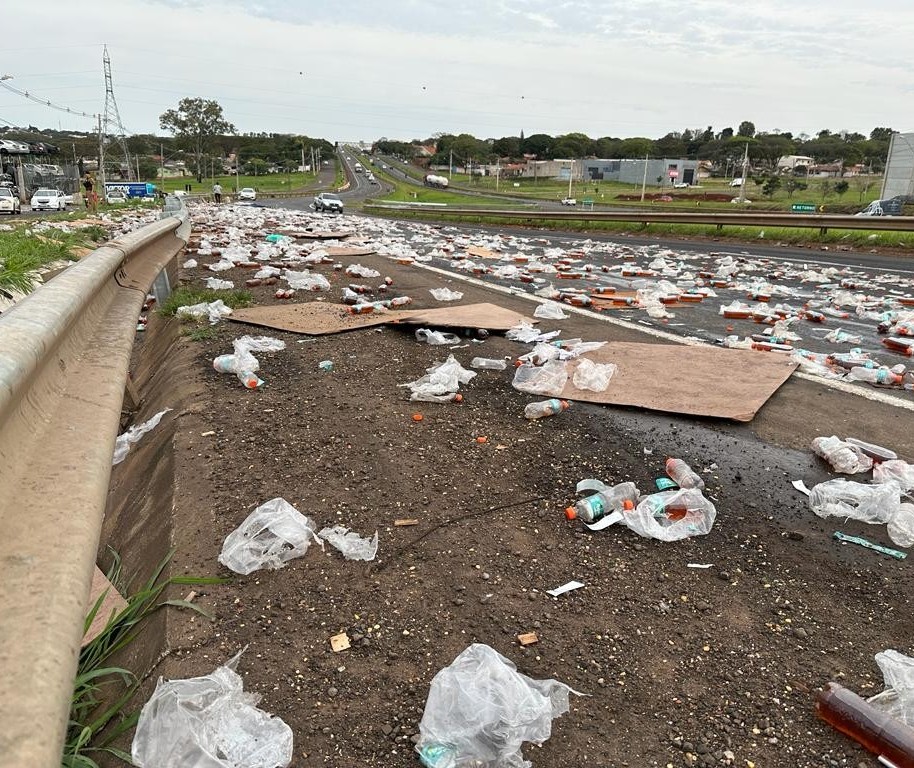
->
466, 246, 499, 259
280, 230, 353, 240
324, 246, 377, 257
558, 342, 798, 422
229, 302, 536, 335
82, 567, 128, 647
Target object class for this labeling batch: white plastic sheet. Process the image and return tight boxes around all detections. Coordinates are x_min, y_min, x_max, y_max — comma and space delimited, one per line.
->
345, 263, 380, 278
874, 460, 914, 492
131, 650, 293, 768
626, 488, 717, 541
869, 649, 914, 726
512, 360, 568, 397
415, 328, 461, 346
284, 270, 330, 291
112, 409, 173, 465
808, 478, 899, 525
401, 354, 476, 399
319, 525, 379, 561
416, 644, 575, 768
572, 358, 617, 392
205, 277, 234, 290
533, 302, 568, 320
176, 299, 233, 324
218, 497, 322, 575
429, 287, 464, 302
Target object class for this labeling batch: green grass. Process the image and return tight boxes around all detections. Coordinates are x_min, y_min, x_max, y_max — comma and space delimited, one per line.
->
0, 228, 99, 297
182, 324, 218, 341
370, 208, 914, 249
159, 286, 253, 317
158, 171, 317, 195
64, 550, 223, 768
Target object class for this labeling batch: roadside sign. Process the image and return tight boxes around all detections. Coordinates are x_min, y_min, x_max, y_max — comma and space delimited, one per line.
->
668, 170, 679, 178
791, 202, 817, 213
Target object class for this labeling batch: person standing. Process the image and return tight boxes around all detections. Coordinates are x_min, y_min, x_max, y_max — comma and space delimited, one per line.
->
82, 173, 98, 213
212, 182, 223, 203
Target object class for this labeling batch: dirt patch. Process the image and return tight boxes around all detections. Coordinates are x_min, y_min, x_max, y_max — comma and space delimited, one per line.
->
154, 245, 910, 768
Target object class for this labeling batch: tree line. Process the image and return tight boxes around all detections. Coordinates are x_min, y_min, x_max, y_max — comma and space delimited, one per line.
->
375, 123, 895, 172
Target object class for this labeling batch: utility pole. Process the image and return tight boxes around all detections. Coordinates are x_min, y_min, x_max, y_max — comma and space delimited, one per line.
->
97, 113, 106, 191
449, 149, 453, 180
737, 141, 749, 203
640, 154, 649, 202
160, 143, 165, 190
235, 151, 240, 193
496, 158, 500, 191
567, 160, 573, 199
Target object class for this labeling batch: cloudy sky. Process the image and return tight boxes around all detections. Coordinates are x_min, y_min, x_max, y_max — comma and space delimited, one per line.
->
3, 0, 913, 142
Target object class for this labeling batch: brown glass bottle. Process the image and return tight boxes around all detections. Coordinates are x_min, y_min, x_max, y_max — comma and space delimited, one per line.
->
815, 682, 914, 768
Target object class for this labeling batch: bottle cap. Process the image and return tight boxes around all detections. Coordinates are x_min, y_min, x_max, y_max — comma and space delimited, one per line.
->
559, 400, 570, 410
622, 499, 634, 511
564, 507, 577, 520
453, 393, 464, 403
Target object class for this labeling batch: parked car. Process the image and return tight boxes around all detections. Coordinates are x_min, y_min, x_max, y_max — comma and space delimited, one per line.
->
29, 188, 67, 211
105, 187, 128, 205
0, 186, 20, 214
673, 182, 690, 188
313, 192, 344, 213
560, 197, 576, 206
730, 197, 752, 204
57, 190, 73, 206
238, 187, 256, 201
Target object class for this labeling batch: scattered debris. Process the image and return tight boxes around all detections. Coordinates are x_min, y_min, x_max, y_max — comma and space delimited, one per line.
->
330, 632, 351, 652
394, 519, 419, 527
517, 632, 539, 646
546, 580, 585, 597
112, 408, 172, 465
131, 650, 293, 768
833, 532, 907, 560
318, 525, 379, 561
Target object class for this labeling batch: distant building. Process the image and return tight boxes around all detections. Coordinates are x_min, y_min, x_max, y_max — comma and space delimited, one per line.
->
777, 155, 815, 172
581, 158, 700, 186
881, 132, 914, 198
522, 158, 583, 180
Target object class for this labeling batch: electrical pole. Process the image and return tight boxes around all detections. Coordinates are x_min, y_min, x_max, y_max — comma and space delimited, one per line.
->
449, 149, 453, 180
640, 154, 649, 202
97, 113, 106, 191
160, 143, 164, 191
567, 160, 573, 199
737, 141, 749, 203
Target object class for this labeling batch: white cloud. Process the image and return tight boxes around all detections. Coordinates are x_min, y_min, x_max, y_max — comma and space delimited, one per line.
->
2, 0, 912, 142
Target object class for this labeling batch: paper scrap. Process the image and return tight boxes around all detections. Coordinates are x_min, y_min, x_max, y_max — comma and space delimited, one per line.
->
585, 510, 624, 531
517, 632, 539, 646
330, 632, 351, 652
686, 563, 714, 569
792, 479, 811, 496
546, 580, 585, 597
394, 519, 419, 527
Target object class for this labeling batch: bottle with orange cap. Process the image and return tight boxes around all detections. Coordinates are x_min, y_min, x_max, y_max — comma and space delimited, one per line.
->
565, 481, 639, 524
665, 458, 705, 490
524, 399, 570, 420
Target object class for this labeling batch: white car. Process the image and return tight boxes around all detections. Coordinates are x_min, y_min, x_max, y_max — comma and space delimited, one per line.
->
0, 186, 20, 214
730, 197, 752, 204
30, 188, 67, 211
560, 197, 577, 206
105, 188, 128, 205
313, 192, 344, 213
238, 187, 256, 201
673, 182, 690, 188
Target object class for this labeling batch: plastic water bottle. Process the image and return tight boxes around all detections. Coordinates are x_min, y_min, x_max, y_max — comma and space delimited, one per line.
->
811, 436, 867, 474
410, 392, 463, 403
847, 367, 903, 385
417, 743, 457, 768
665, 458, 705, 490
565, 481, 638, 522
524, 399, 570, 420
471, 357, 507, 371
237, 370, 263, 389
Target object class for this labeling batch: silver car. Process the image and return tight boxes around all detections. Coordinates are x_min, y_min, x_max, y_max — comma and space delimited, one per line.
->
0, 186, 20, 215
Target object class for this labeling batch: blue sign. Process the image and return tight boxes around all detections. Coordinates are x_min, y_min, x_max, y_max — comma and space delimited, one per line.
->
105, 182, 156, 199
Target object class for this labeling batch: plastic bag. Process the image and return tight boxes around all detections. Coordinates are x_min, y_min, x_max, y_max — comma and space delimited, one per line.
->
213, 336, 286, 389
506, 323, 560, 344
319, 525, 379, 561
874, 460, 914, 492
345, 263, 380, 278
206, 277, 234, 290
470, 357, 507, 371
415, 328, 461, 346
625, 488, 717, 541
808, 478, 900, 525
132, 650, 293, 768
402, 354, 477, 398
218, 498, 322, 575
869, 649, 914, 726
429, 287, 464, 302
416, 643, 575, 768
512, 360, 568, 397
176, 299, 233, 324
284, 270, 330, 291
113, 409, 173, 465
888, 503, 914, 548
182, 258, 198, 268
811, 435, 873, 474
572, 358, 617, 392
533, 302, 568, 320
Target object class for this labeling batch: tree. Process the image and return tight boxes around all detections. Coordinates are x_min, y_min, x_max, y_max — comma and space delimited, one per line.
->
737, 121, 756, 138
136, 156, 160, 181
834, 180, 849, 198
762, 176, 781, 198
160, 97, 235, 183
870, 127, 894, 142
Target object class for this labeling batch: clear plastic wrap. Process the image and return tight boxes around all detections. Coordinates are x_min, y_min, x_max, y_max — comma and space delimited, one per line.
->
808, 478, 900, 525
512, 360, 568, 397
626, 488, 717, 541
416, 644, 576, 768
318, 525, 379, 561
571, 358, 617, 392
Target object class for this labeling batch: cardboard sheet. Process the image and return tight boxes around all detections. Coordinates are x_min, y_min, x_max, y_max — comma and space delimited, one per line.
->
324, 246, 377, 257
281, 230, 353, 240
558, 342, 798, 422
82, 567, 128, 647
229, 302, 536, 336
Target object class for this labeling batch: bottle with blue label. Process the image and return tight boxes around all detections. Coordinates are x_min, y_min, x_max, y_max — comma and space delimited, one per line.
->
565, 480, 639, 523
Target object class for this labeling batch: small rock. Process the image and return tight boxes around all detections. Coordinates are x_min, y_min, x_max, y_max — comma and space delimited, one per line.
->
452, 598, 465, 606
718, 571, 731, 582
795, 627, 809, 639
381, 724, 393, 736
696, 601, 711, 612
327, 687, 338, 698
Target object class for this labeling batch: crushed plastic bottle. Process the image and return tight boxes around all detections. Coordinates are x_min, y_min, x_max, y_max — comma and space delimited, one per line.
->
565, 480, 639, 522
812, 435, 874, 474
470, 357, 508, 371
847, 367, 903, 385
665, 458, 705, 490
524, 398, 570, 420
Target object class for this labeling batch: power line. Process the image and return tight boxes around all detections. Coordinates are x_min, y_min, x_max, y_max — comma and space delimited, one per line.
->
0, 80, 97, 119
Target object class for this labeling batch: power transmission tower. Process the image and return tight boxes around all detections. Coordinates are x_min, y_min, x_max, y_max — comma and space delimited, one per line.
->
100, 45, 132, 183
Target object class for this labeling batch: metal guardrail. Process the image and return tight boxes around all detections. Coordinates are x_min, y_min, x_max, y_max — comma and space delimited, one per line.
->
363, 205, 914, 233
0, 201, 190, 768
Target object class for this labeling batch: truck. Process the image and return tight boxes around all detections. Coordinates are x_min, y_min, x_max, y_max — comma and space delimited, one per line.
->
354, 162, 363, 173
104, 182, 156, 201
424, 174, 449, 189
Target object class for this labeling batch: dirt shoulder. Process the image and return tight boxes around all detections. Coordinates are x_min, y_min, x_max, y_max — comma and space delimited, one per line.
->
161, 239, 910, 768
